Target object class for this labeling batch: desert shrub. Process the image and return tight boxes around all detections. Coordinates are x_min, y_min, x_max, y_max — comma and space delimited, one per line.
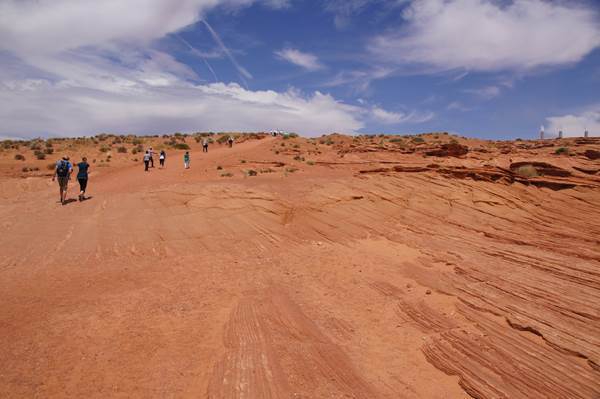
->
280, 143, 285, 147
216, 165, 223, 170
45, 141, 53, 148
15, 154, 25, 161
306, 160, 315, 165
515, 165, 538, 178
412, 137, 425, 144
132, 138, 143, 145
34, 151, 46, 160
293, 155, 305, 161
44, 148, 54, 154
220, 171, 233, 177
245, 169, 258, 176
30, 143, 42, 150
173, 143, 190, 150
260, 168, 274, 173
389, 138, 404, 143
285, 167, 298, 173
117, 146, 127, 153
555, 147, 569, 155
274, 150, 280, 154
326, 139, 334, 145
99, 145, 110, 153
216, 135, 229, 144
293, 144, 300, 148
240, 159, 246, 163
288, 133, 299, 138
22, 166, 30, 172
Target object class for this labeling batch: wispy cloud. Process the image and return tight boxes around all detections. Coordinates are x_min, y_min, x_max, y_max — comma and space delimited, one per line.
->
371, 106, 434, 125
275, 48, 324, 71
464, 85, 501, 100
370, 0, 600, 72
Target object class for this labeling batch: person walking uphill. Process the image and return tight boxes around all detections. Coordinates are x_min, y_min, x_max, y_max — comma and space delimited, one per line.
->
159, 150, 166, 168
143, 151, 151, 171
202, 138, 209, 153
76, 157, 90, 201
184, 151, 190, 169
148, 147, 155, 168
227, 136, 234, 148
52, 155, 73, 205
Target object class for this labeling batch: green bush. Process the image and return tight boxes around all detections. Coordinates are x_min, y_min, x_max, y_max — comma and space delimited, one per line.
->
34, 150, 46, 160
44, 148, 54, 154
117, 146, 127, 153
555, 147, 569, 155
173, 143, 190, 150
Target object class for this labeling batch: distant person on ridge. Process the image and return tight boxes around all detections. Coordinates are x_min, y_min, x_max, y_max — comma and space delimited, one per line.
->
227, 136, 234, 148
184, 151, 190, 169
52, 155, 73, 205
202, 138, 209, 153
159, 150, 166, 168
143, 150, 150, 171
76, 157, 90, 201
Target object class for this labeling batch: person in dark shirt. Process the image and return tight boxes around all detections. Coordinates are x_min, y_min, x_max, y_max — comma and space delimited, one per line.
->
76, 157, 90, 201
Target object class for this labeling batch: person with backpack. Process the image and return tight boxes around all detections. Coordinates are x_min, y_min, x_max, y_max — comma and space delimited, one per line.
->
183, 151, 190, 169
202, 138, 209, 153
76, 157, 90, 201
159, 150, 166, 168
143, 151, 151, 171
148, 147, 155, 168
52, 155, 73, 205
227, 136, 234, 148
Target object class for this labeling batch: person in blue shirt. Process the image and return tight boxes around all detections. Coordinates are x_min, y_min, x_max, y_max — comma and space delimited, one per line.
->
52, 155, 73, 205
76, 157, 90, 201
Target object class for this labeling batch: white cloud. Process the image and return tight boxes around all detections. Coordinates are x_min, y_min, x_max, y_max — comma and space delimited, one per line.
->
0, 0, 368, 138
546, 105, 600, 137
370, 0, 600, 72
371, 106, 434, 125
275, 48, 324, 71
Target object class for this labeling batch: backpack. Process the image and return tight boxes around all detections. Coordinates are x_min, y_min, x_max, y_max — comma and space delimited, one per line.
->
56, 160, 69, 177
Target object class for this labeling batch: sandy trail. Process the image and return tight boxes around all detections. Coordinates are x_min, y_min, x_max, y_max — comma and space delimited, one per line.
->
1, 135, 599, 398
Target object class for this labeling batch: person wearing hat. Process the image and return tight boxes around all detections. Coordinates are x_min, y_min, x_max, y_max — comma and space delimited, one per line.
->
52, 155, 73, 205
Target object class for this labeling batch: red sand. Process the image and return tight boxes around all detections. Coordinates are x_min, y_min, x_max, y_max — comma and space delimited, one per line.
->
1, 133, 599, 398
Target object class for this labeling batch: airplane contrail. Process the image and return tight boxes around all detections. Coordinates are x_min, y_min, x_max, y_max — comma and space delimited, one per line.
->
201, 19, 252, 89
175, 34, 219, 83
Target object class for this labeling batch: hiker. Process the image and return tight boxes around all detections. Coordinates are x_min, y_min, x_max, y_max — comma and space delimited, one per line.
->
148, 147, 155, 168
184, 151, 190, 169
202, 138, 209, 153
52, 155, 73, 205
76, 157, 90, 201
227, 136, 234, 148
143, 150, 150, 171
159, 150, 166, 168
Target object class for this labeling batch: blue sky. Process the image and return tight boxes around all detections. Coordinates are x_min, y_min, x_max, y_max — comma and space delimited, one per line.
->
1, 0, 599, 139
